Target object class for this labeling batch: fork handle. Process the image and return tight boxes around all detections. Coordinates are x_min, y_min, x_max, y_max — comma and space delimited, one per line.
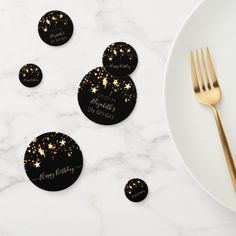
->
211, 106, 236, 191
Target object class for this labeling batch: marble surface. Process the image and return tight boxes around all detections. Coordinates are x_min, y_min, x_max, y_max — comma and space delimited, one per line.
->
0, 0, 236, 235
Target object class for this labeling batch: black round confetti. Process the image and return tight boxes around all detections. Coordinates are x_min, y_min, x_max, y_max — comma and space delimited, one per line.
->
78, 67, 137, 125
24, 132, 83, 191
38, 10, 73, 46
103, 42, 138, 77
19, 64, 42, 87
124, 178, 148, 202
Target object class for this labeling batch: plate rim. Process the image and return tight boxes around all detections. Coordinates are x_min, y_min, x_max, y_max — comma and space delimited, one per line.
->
163, 0, 236, 212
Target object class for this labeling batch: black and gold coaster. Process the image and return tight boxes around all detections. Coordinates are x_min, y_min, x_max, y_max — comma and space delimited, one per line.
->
19, 64, 42, 87
38, 10, 73, 46
124, 178, 148, 202
24, 132, 83, 191
103, 42, 138, 77
78, 67, 137, 125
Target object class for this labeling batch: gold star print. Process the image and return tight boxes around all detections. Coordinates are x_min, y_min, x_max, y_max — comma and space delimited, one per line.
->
34, 161, 41, 168
48, 143, 55, 149
102, 78, 108, 88
113, 79, 119, 86
113, 50, 117, 55
91, 87, 98, 94
124, 83, 131, 90
38, 148, 45, 156
60, 140, 66, 146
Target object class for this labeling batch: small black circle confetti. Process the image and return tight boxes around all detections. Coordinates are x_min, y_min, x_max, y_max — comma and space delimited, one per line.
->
24, 132, 83, 191
124, 178, 148, 202
38, 10, 73, 46
103, 42, 138, 77
19, 64, 42, 87
78, 67, 137, 125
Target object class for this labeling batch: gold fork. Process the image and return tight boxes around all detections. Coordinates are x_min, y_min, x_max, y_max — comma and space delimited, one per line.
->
190, 48, 236, 191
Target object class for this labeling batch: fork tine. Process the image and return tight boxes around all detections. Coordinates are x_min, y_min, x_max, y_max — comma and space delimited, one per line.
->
206, 47, 219, 87
201, 48, 211, 89
190, 51, 200, 92
196, 50, 206, 91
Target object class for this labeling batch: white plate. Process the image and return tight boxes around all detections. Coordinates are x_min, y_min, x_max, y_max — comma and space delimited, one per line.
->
164, 0, 236, 212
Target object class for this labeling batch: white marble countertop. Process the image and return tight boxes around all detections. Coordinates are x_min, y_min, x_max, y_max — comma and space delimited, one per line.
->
0, 0, 236, 235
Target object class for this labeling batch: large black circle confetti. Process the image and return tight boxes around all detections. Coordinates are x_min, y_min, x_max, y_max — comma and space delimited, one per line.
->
124, 178, 148, 202
24, 132, 83, 191
38, 10, 73, 46
78, 67, 137, 125
19, 64, 42, 87
103, 42, 138, 77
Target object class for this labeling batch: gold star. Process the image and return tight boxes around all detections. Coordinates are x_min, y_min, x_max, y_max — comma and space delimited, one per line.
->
113, 79, 119, 86
124, 83, 131, 90
91, 87, 98, 93
109, 57, 113, 61
48, 143, 55, 149
113, 50, 117, 55
60, 140, 66, 146
102, 78, 108, 87
38, 148, 45, 156
34, 161, 41, 168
